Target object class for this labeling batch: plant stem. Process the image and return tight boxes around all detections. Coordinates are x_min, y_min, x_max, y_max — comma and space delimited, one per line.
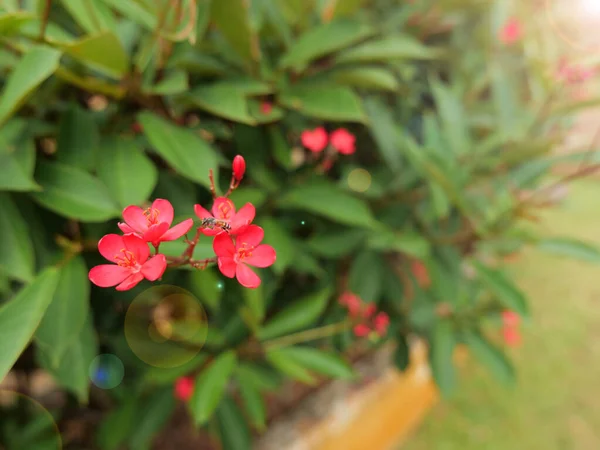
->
39, 0, 52, 41
262, 321, 350, 351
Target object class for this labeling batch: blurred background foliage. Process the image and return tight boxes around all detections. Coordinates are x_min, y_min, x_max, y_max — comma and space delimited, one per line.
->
1, 0, 600, 449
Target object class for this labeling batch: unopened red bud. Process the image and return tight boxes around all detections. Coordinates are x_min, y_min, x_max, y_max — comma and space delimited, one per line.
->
232, 155, 246, 181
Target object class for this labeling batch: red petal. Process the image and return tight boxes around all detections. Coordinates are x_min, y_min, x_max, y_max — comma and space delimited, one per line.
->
217, 256, 237, 278
118, 222, 138, 235
98, 234, 126, 262
89, 264, 131, 287
229, 203, 255, 234
213, 232, 235, 257
122, 205, 148, 233
141, 254, 167, 281
152, 199, 174, 226
161, 219, 194, 241
212, 197, 236, 220
123, 233, 150, 263
236, 225, 264, 248
115, 272, 144, 291
142, 222, 170, 245
236, 264, 261, 288
194, 204, 213, 220
353, 324, 371, 337
244, 244, 276, 268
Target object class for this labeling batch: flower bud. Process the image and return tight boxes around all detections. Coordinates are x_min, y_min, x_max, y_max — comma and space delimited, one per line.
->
174, 376, 195, 401
232, 155, 246, 181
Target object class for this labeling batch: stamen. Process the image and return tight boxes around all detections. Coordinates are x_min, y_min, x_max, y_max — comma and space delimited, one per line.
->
237, 242, 254, 260
218, 202, 232, 219
144, 207, 160, 225
114, 248, 137, 267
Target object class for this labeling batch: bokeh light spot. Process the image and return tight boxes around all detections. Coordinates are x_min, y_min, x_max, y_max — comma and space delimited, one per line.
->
89, 354, 124, 389
347, 168, 371, 193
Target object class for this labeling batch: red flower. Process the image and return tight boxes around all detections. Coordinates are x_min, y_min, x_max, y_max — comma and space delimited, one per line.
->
174, 376, 195, 401
503, 327, 521, 347
260, 102, 273, 115
232, 155, 246, 182
88, 234, 166, 291
499, 17, 521, 45
301, 127, 328, 153
502, 311, 520, 328
339, 292, 362, 317
353, 324, 371, 337
213, 225, 276, 288
194, 197, 255, 236
330, 128, 356, 155
118, 199, 193, 247
373, 312, 389, 337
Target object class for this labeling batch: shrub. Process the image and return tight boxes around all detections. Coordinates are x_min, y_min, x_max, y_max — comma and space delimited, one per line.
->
1, 0, 599, 448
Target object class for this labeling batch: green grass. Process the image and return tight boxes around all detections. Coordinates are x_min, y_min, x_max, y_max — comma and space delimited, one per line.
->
403, 179, 600, 450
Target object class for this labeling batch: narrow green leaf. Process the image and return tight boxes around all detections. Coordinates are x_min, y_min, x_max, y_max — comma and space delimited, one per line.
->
430, 321, 456, 396
278, 182, 376, 228
189, 83, 256, 124
307, 228, 367, 258
62, 31, 129, 78
363, 96, 402, 172
0, 46, 62, 126
37, 315, 97, 403
472, 261, 529, 317
216, 396, 252, 450
258, 288, 332, 340
259, 217, 295, 275
348, 250, 384, 302
56, 104, 99, 170
32, 161, 120, 222
367, 229, 430, 259
0, 267, 60, 381
191, 351, 238, 425
236, 375, 266, 430
330, 67, 399, 91
236, 362, 282, 392
35, 256, 90, 367
394, 337, 410, 371
463, 330, 515, 385
0, 194, 35, 282
96, 396, 137, 450
279, 85, 365, 122
265, 349, 316, 384
188, 268, 223, 313
0, 12, 35, 36
429, 77, 471, 155
61, 0, 116, 34
98, 0, 157, 30
138, 112, 219, 190
97, 138, 158, 209
273, 346, 354, 379
128, 388, 176, 450
336, 35, 439, 64
280, 19, 372, 71
211, 0, 259, 63
537, 238, 600, 263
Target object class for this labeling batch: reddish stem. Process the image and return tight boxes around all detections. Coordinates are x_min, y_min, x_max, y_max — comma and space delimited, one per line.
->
208, 169, 217, 198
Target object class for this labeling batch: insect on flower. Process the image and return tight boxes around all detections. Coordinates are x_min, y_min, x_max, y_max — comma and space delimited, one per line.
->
200, 217, 232, 233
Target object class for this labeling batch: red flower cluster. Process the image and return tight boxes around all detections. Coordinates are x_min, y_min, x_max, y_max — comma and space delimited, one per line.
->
556, 58, 595, 84
502, 310, 521, 347
339, 292, 389, 338
88, 155, 276, 291
301, 127, 356, 155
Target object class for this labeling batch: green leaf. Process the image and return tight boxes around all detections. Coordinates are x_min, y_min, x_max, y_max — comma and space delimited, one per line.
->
0, 143, 40, 192
278, 182, 376, 228
0, 12, 35, 36
367, 229, 430, 259
228, 187, 268, 209
216, 396, 252, 450
0, 267, 60, 381
393, 337, 410, 371
363, 96, 402, 172
429, 77, 471, 155
330, 67, 399, 91
143, 354, 208, 386
189, 83, 256, 125
56, 104, 99, 170
138, 112, 219, 190
61, 0, 116, 34
236, 375, 266, 430
32, 161, 120, 222
211, 0, 259, 63
35, 256, 90, 368
463, 330, 515, 385
0, 46, 62, 127
348, 250, 383, 302
128, 388, 176, 450
259, 217, 295, 275
96, 395, 137, 450
0, 194, 35, 282
280, 19, 372, 71
241, 282, 266, 326
62, 31, 128, 78
273, 346, 354, 379
537, 238, 600, 263
307, 228, 367, 258
37, 315, 97, 403
336, 35, 439, 64
144, 70, 188, 95
472, 261, 529, 317
236, 362, 282, 392
430, 321, 456, 396
98, 0, 157, 30
191, 351, 238, 425
265, 349, 316, 384
97, 138, 158, 209
258, 288, 331, 341
188, 268, 223, 313
279, 85, 365, 122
